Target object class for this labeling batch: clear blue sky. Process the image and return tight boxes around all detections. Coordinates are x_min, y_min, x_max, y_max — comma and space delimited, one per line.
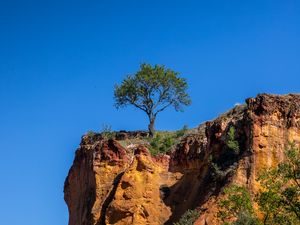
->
0, 1, 299, 224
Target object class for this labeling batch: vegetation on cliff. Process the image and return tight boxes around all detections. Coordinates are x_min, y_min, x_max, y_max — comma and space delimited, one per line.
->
257, 143, 300, 224
174, 209, 200, 225
218, 185, 259, 225
114, 63, 191, 136
65, 94, 300, 225
149, 125, 190, 155
87, 124, 191, 156
218, 144, 300, 225
226, 126, 240, 154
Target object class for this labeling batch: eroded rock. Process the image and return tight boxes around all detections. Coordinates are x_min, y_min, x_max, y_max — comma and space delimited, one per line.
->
64, 93, 300, 225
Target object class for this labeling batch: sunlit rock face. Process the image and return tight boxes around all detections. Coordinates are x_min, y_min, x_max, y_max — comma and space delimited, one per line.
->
196, 94, 300, 225
64, 93, 300, 225
246, 94, 300, 189
64, 137, 130, 225
232, 94, 300, 193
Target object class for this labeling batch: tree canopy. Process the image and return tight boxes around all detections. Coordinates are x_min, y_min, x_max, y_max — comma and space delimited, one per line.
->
257, 143, 300, 224
217, 143, 300, 225
114, 63, 191, 136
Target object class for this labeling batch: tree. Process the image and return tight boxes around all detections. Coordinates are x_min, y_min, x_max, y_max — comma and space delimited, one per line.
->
114, 63, 191, 136
216, 144, 300, 225
218, 185, 256, 224
257, 143, 300, 225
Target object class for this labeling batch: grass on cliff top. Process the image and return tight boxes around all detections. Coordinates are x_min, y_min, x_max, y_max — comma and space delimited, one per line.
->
118, 125, 194, 156
85, 125, 196, 156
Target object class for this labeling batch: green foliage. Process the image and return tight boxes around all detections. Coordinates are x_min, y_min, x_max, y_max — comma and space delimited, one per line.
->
232, 211, 261, 225
226, 126, 240, 154
114, 63, 191, 135
148, 125, 190, 155
216, 144, 300, 225
173, 209, 200, 225
218, 185, 255, 223
209, 156, 237, 181
116, 126, 189, 156
256, 143, 300, 225
86, 130, 96, 137
149, 132, 176, 155
210, 158, 226, 180
100, 124, 114, 139
175, 124, 189, 138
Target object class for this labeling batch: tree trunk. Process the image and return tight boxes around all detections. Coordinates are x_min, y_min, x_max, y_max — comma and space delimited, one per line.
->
148, 117, 155, 137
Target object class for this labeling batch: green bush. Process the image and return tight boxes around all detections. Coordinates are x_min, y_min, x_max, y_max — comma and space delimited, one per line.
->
149, 132, 176, 155
149, 126, 191, 155
218, 185, 254, 223
174, 209, 200, 225
175, 125, 189, 138
226, 126, 239, 154
209, 155, 237, 181
100, 124, 114, 139
233, 211, 261, 225
86, 130, 96, 137
210, 160, 227, 180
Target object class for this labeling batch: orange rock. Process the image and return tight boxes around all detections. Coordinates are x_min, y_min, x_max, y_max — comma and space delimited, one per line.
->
64, 93, 300, 225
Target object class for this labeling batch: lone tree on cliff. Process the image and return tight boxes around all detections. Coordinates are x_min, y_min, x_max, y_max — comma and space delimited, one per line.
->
114, 63, 191, 137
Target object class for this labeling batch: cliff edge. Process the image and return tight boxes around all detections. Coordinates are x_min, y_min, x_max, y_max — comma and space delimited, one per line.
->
64, 93, 300, 225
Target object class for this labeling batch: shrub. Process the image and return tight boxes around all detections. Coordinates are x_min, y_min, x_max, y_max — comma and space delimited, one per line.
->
226, 126, 239, 154
175, 125, 189, 138
100, 124, 114, 139
233, 211, 261, 225
218, 185, 254, 223
86, 130, 96, 137
211, 160, 227, 180
209, 155, 237, 182
149, 132, 176, 155
174, 209, 200, 225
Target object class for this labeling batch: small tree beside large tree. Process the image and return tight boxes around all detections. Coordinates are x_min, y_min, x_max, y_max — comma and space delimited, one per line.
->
114, 63, 191, 137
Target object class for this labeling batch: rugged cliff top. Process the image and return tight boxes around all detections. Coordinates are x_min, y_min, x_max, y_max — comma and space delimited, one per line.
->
64, 93, 300, 225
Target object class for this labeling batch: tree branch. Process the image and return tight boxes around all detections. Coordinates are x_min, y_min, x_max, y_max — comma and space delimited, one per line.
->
153, 86, 170, 111
125, 96, 148, 113
154, 102, 173, 117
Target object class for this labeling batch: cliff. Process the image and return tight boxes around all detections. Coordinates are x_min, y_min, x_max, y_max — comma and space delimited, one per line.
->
64, 93, 300, 225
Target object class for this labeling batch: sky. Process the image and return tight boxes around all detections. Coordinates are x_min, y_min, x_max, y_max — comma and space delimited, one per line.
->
0, 0, 299, 224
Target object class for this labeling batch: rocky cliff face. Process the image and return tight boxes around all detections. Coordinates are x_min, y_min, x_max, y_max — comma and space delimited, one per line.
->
64, 94, 300, 225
